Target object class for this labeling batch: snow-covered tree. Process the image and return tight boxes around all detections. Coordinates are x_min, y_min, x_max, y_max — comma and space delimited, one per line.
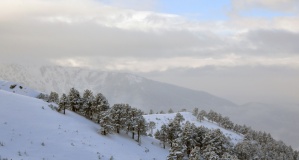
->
67, 87, 81, 112
148, 121, 156, 135
37, 93, 49, 102
202, 129, 230, 158
155, 125, 168, 149
167, 138, 186, 160
48, 91, 59, 104
82, 89, 94, 119
181, 121, 195, 157
99, 111, 114, 135
109, 104, 127, 133
192, 108, 199, 117
93, 93, 109, 123
167, 120, 182, 147
135, 116, 147, 142
58, 93, 68, 114
197, 110, 207, 122
174, 113, 185, 124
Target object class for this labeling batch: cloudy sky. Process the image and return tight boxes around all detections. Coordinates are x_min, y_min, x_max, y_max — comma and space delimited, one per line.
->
1, 0, 299, 105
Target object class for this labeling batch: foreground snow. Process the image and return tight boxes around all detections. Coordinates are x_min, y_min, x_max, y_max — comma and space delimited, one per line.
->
0, 90, 168, 160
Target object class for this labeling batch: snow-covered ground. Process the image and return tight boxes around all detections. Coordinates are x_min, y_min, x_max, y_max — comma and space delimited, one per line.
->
0, 80, 40, 98
144, 112, 243, 145
0, 90, 168, 160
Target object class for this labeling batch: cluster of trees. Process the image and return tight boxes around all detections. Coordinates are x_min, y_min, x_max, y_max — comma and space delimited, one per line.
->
38, 88, 149, 143
192, 108, 299, 160
100, 104, 147, 142
38, 88, 109, 120
155, 113, 236, 160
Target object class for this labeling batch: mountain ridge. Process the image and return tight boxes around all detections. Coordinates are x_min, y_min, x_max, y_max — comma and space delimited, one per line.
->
0, 64, 237, 112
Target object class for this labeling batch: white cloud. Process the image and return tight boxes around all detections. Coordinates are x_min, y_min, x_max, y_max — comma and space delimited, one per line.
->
231, 0, 299, 13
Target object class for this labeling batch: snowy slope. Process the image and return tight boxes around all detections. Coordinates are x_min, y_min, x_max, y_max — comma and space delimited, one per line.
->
0, 80, 40, 98
0, 90, 168, 160
0, 64, 237, 112
144, 112, 243, 145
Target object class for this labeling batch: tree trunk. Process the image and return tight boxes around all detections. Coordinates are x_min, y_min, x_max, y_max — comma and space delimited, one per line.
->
137, 130, 140, 142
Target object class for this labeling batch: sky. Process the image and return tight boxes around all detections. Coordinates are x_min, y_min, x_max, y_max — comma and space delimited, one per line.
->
1, 0, 299, 105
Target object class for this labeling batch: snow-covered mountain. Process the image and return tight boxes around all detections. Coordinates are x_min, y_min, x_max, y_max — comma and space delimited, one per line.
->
0, 85, 242, 160
0, 64, 236, 112
0, 89, 169, 160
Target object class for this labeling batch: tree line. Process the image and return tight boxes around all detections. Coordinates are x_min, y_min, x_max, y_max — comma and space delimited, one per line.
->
37, 88, 147, 143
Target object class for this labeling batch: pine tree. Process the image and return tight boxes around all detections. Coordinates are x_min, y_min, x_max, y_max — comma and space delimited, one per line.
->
82, 89, 94, 119
192, 108, 199, 116
181, 121, 195, 157
167, 120, 182, 147
168, 108, 174, 113
167, 138, 186, 160
48, 91, 59, 104
109, 104, 126, 133
58, 93, 68, 114
99, 111, 114, 135
93, 93, 110, 123
174, 113, 185, 124
156, 125, 168, 149
148, 121, 156, 135
67, 87, 81, 112
202, 129, 230, 158
197, 110, 207, 122
135, 116, 147, 142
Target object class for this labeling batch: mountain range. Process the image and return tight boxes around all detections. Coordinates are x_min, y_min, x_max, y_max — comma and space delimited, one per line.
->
0, 64, 236, 112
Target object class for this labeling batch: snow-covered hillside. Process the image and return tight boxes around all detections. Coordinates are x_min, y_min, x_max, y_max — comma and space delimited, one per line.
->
0, 80, 40, 98
144, 112, 243, 145
0, 64, 236, 112
0, 90, 168, 160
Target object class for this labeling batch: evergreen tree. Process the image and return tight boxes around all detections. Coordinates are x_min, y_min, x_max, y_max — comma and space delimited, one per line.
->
181, 121, 195, 157
174, 113, 185, 123
167, 138, 186, 160
110, 104, 127, 133
167, 120, 182, 147
192, 108, 199, 117
58, 93, 68, 114
148, 121, 156, 135
37, 93, 49, 102
202, 129, 230, 158
67, 87, 81, 112
197, 110, 207, 122
93, 93, 110, 123
48, 91, 59, 104
135, 116, 147, 142
156, 125, 168, 149
168, 108, 174, 113
99, 111, 114, 135
82, 89, 94, 119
